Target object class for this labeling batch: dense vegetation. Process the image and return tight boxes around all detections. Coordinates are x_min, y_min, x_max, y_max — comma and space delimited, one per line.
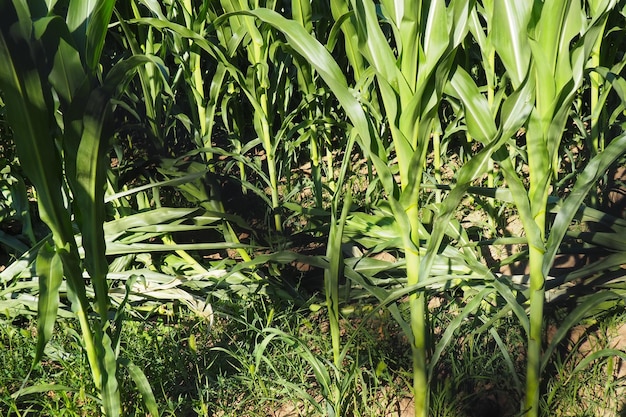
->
1, 0, 626, 416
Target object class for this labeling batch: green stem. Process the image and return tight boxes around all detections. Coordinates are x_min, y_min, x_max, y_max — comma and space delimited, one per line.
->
257, 71, 282, 231
327, 191, 351, 371
524, 243, 545, 417
406, 248, 428, 417
59, 250, 102, 390
405, 193, 428, 416
589, 22, 605, 156
433, 130, 442, 204
588, 30, 604, 208
309, 127, 323, 208
193, 52, 211, 161
325, 147, 335, 195
486, 48, 496, 227
266, 146, 283, 233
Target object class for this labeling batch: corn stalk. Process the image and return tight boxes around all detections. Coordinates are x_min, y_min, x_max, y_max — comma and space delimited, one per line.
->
476, 0, 619, 414
239, 1, 474, 414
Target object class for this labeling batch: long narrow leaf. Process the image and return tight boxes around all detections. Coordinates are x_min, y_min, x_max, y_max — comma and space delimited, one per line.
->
429, 287, 494, 378
541, 291, 622, 372
544, 133, 626, 276
119, 358, 159, 416
33, 243, 63, 365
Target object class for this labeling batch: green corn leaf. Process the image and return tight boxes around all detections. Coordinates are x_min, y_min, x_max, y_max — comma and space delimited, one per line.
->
498, 74, 535, 140
446, 66, 497, 143
105, 170, 209, 203
448, 0, 472, 49
468, 6, 489, 53
221, 0, 264, 47
129, 17, 219, 60
544, 133, 626, 276
69, 53, 171, 319
105, 242, 253, 255
0, 230, 30, 255
96, 329, 121, 416
104, 54, 172, 97
492, 0, 531, 87
553, 253, 626, 286
291, 0, 313, 33
418, 0, 451, 81
0, 10, 73, 249
533, 0, 584, 94
119, 358, 159, 416
495, 151, 545, 252
593, 66, 626, 105
0, 11, 92, 345
351, 0, 400, 90
138, 0, 166, 20
571, 231, 626, 251
66, 0, 97, 37
344, 257, 401, 275
74, 87, 111, 317
203, 62, 228, 150
33, 243, 63, 366
103, 208, 200, 236
66, 0, 115, 73
30, 16, 88, 106
50, 36, 88, 105
123, 224, 216, 234
0, 238, 49, 285
329, 0, 365, 79
573, 204, 626, 233
492, 278, 530, 334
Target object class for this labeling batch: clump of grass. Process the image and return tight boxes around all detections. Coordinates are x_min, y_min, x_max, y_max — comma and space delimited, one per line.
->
542, 306, 626, 417
431, 314, 525, 417
0, 319, 100, 415
1, 300, 625, 416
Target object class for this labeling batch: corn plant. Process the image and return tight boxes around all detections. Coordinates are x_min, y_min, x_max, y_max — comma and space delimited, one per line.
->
0, 1, 166, 415
202, 0, 289, 232
3, 1, 624, 415
236, 2, 506, 415
494, 2, 620, 414
115, 0, 225, 161
111, 0, 268, 271
235, 1, 626, 415
450, 1, 625, 415
250, 4, 530, 416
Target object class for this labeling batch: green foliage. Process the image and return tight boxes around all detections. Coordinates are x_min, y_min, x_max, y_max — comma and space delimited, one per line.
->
0, 0, 161, 415
1, 0, 626, 416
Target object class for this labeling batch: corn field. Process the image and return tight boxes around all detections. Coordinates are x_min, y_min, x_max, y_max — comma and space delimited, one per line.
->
1, 0, 626, 416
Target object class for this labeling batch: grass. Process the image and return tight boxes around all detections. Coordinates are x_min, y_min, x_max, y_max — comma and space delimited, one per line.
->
0, 319, 101, 416
542, 306, 626, 417
1, 294, 624, 416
